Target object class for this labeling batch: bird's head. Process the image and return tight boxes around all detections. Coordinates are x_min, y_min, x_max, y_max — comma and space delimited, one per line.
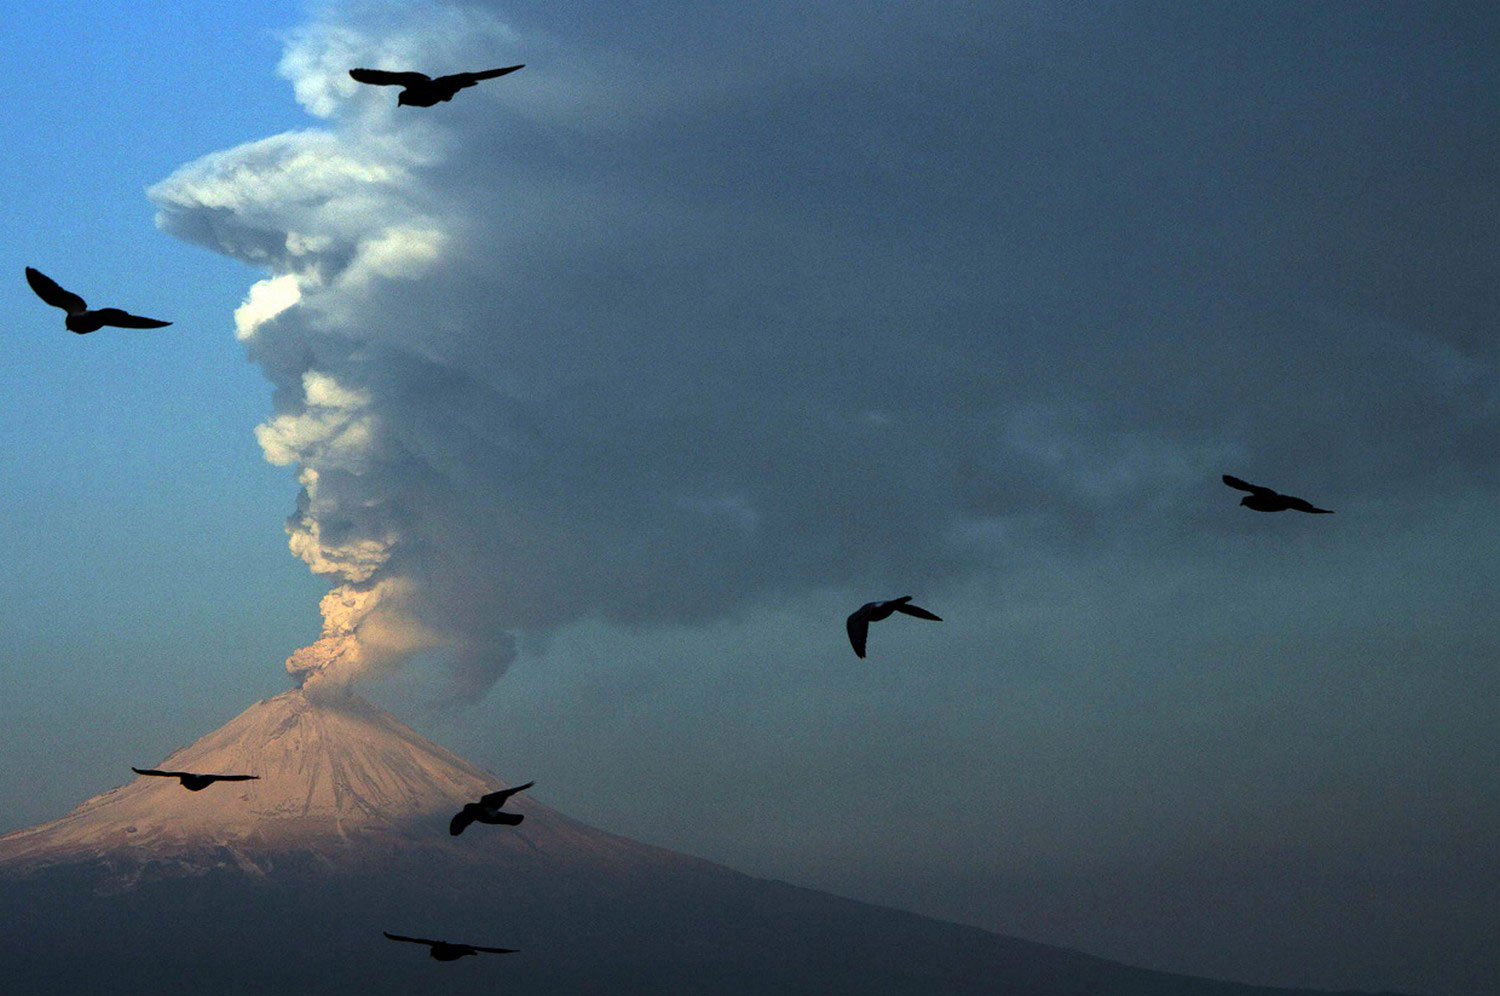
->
396, 92, 411, 107
1239, 496, 1252, 507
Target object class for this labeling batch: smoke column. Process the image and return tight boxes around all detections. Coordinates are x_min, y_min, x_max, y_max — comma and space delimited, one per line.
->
152, 56, 484, 693
148, 0, 1228, 697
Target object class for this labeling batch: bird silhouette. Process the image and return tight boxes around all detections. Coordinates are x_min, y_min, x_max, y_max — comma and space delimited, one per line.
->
846, 597, 942, 659
384, 932, 517, 961
348, 65, 524, 106
130, 768, 259, 792
1222, 475, 1333, 514
25, 268, 171, 334
450, 781, 534, 836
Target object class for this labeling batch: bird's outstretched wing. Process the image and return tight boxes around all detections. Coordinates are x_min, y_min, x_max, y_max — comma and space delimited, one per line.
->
449, 808, 476, 836
132, 767, 186, 778
384, 932, 441, 946
894, 602, 942, 621
479, 781, 535, 807
469, 944, 519, 955
846, 611, 869, 659
93, 308, 171, 329
442, 64, 525, 86
25, 268, 86, 313
1222, 474, 1275, 496
350, 68, 431, 87
205, 774, 259, 782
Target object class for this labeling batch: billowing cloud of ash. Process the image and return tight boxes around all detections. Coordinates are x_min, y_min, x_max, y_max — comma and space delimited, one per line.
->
145, 2, 1049, 696
129, 6, 1500, 990
149, 0, 1495, 698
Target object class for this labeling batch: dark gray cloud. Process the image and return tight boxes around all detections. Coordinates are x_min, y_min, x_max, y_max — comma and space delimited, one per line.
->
150, 1, 1498, 991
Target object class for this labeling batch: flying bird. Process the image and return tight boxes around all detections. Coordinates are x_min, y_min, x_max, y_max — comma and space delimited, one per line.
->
130, 768, 259, 792
1222, 475, 1333, 514
450, 781, 535, 836
25, 268, 171, 334
846, 597, 942, 659
348, 65, 524, 107
383, 932, 517, 961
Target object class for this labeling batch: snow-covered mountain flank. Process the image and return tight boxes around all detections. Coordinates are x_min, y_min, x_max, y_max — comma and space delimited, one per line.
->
4, 690, 537, 866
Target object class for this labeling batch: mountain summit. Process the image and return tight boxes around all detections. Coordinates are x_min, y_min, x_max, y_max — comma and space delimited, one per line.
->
1, 690, 520, 869
0, 689, 646, 896
0, 691, 1410, 995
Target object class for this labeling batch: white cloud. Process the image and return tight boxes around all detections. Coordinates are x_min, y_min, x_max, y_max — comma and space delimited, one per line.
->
234, 274, 301, 341
341, 225, 444, 285
302, 370, 370, 410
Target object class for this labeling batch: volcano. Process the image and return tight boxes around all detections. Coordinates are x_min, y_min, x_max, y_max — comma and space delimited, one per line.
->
0, 690, 1406, 995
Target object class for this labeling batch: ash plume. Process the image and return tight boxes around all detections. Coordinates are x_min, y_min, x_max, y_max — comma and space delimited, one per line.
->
151, 1, 1485, 700
143, 1, 1232, 697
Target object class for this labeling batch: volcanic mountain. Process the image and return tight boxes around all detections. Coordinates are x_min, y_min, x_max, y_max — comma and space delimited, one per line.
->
0, 690, 1406, 995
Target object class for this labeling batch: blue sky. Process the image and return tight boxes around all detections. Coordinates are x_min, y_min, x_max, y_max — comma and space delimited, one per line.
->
3, 3, 1498, 994
1, 0, 318, 802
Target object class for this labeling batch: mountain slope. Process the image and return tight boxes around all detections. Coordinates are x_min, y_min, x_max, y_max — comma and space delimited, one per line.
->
0, 689, 639, 877
0, 691, 1413, 996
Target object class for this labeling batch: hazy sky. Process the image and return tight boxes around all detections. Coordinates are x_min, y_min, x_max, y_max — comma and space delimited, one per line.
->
2, 3, 1497, 994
